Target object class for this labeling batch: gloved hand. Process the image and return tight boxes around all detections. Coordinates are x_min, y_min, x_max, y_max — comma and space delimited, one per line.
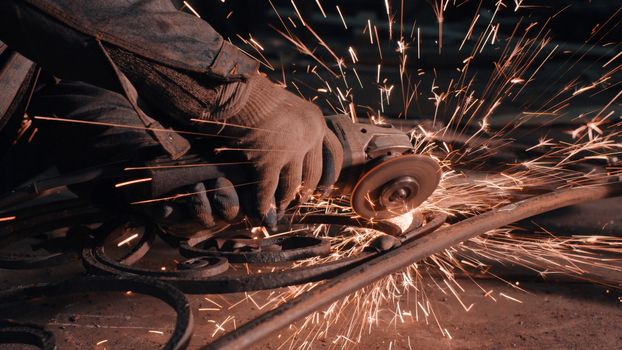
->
105, 48, 344, 227
124, 155, 244, 237
104, 48, 344, 228
215, 74, 344, 228
130, 177, 240, 238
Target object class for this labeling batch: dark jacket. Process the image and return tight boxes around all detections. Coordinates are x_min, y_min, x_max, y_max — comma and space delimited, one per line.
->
0, 0, 258, 158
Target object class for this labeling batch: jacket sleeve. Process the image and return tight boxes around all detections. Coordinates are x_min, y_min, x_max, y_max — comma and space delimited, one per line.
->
0, 0, 259, 159
0, 0, 258, 88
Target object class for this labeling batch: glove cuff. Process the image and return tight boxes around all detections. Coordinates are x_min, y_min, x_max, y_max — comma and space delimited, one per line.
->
207, 79, 253, 121
227, 75, 288, 127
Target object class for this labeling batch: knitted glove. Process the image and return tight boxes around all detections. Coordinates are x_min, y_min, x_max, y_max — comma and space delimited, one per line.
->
139, 178, 240, 238
212, 75, 344, 228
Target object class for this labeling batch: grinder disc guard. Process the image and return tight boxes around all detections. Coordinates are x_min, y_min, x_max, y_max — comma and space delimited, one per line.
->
351, 155, 441, 219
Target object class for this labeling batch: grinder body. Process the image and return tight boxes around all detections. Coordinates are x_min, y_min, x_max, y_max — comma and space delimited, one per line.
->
326, 115, 414, 196
326, 114, 441, 219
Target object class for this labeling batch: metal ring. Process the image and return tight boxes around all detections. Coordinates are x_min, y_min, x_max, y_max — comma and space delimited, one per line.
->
0, 276, 193, 350
0, 199, 104, 269
0, 320, 55, 350
93, 220, 156, 266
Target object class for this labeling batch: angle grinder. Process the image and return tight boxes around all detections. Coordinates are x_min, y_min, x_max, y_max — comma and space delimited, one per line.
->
325, 114, 441, 220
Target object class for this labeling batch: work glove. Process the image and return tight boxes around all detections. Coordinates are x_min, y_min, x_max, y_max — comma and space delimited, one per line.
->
126, 177, 240, 238
216, 74, 344, 228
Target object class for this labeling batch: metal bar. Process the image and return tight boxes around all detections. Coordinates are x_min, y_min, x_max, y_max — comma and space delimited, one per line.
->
205, 179, 622, 349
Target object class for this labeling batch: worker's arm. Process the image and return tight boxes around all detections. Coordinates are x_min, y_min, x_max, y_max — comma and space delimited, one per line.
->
29, 80, 241, 237
0, 0, 343, 227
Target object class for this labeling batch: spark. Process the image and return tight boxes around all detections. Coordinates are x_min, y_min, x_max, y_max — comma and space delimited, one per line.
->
375, 26, 383, 59
385, 0, 392, 39
204, 297, 223, 309
0, 216, 16, 222
336, 6, 348, 29
33, 116, 236, 140
229, 38, 274, 70
417, 27, 421, 59
499, 293, 523, 304
348, 46, 359, 64
443, 328, 453, 339
124, 161, 253, 171
117, 233, 139, 247
114, 177, 152, 188
352, 68, 364, 88
214, 147, 301, 153
367, 19, 374, 44
182, 1, 200, 18
460, 14, 480, 50
603, 50, 622, 67
190, 118, 284, 134
290, 0, 306, 27
315, 0, 326, 18
248, 35, 264, 51
130, 181, 258, 205
572, 82, 598, 96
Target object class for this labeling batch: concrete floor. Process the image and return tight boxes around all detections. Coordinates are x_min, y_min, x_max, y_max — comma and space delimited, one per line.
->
0, 253, 620, 350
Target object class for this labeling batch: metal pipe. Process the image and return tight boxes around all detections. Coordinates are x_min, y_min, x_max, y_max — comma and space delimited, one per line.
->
204, 180, 622, 349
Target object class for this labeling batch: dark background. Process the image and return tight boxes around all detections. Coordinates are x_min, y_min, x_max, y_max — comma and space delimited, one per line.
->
174, 0, 620, 122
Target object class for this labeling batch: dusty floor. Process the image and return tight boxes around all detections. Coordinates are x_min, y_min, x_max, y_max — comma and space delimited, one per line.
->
0, 198, 621, 349
0, 261, 620, 350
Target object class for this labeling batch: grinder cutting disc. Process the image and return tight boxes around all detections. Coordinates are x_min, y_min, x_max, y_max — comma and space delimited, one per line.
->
351, 155, 441, 220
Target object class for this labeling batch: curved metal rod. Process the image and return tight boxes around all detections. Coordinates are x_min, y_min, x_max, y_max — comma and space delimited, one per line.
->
82, 214, 403, 294
0, 276, 194, 350
204, 180, 622, 350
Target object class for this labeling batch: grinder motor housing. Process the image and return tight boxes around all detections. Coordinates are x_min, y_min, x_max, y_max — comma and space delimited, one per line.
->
326, 114, 441, 219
